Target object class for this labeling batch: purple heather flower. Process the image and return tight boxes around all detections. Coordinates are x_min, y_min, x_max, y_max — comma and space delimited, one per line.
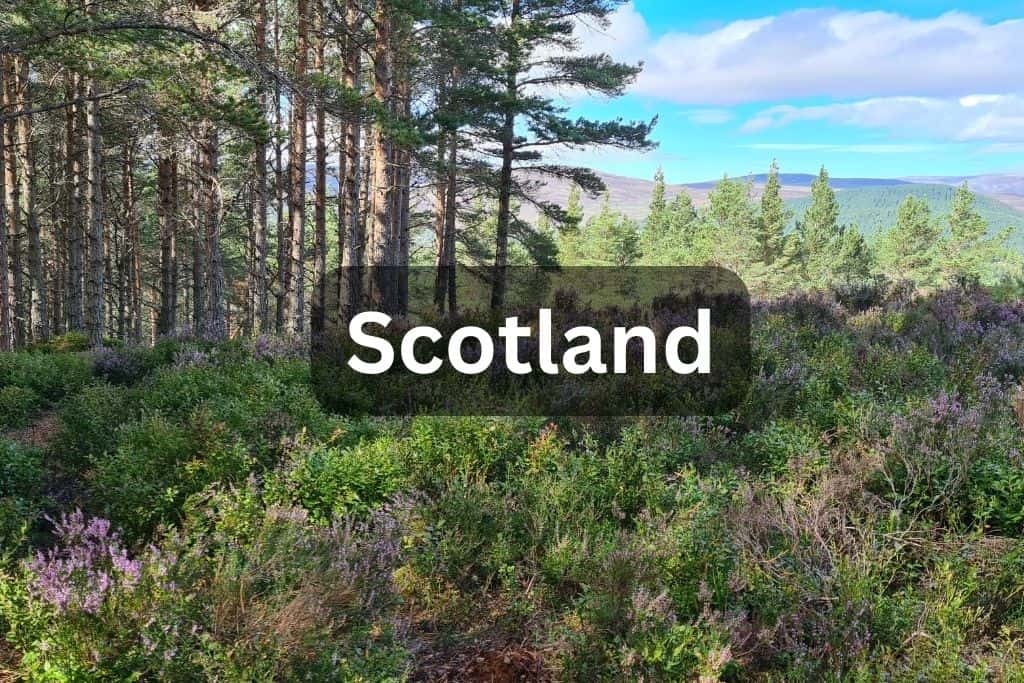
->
26, 510, 143, 615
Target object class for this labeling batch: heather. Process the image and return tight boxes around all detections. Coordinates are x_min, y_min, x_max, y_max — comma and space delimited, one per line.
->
0, 286, 1022, 681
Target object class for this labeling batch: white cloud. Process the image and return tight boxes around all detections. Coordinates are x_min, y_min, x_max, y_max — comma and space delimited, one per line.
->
741, 95, 1024, 141
580, 4, 1024, 105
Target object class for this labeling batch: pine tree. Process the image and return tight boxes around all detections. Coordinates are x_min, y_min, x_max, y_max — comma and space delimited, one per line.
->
757, 160, 788, 266
699, 176, 760, 278
799, 166, 841, 287
640, 167, 669, 260
834, 225, 872, 285
943, 182, 989, 285
566, 182, 584, 227
651, 191, 698, 265
648, 166, 667, 232
481, 0, 656, 308
557, 183, 585, 264
570, 194, 639, 267
878, 195, 941, 288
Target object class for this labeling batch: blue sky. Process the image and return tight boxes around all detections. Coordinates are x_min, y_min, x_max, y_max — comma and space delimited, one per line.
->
559, 1, 1024, 183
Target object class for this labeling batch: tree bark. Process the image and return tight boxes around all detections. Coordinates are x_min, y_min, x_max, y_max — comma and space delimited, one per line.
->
85, 76, 105, 347
433, 126, 447, 312
287, 0, 309, 334
492, 0, 521, 310
14, 57, 47, 342
394, 52, 411, 314
2, 56, 25, 347
0, 83, 11, 351
122, 140, 142, 342
368, 0, 393, 312
200, 122, 226, 340
311, 0, 327, 334
253, 0, 270, 333
157, 143, 178, 335
338, 0, 363, 321
48, 143, 64, 336
272, 0, 288, 332
191, 144, 205, 333
443, 129, 458, 314
66, 75, 85, 333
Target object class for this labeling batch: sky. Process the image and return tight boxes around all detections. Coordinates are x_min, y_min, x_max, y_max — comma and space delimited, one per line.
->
557, 1, 1024, 183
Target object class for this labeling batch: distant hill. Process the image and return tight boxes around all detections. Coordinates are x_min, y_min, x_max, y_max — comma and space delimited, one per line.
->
522, 171, 813, 223
315, 165, 1024, 251
903, 174, 1024, 197
521, 171, 1024, 241
785, 184, 1024, 248
687, 173, 912, 190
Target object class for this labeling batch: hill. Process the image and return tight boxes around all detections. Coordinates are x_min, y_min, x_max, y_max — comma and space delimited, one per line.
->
686, 173, 912, 190
522, 172, 1024, 244
785, 184, 1024, 247
522, 171, 812, 223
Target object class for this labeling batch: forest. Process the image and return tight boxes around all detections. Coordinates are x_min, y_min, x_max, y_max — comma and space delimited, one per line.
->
3, 0, 1024, 680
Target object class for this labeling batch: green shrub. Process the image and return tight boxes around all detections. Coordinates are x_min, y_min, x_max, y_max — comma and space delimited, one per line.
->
406, 416, 540, 492
137, 364, 245, 419
0, 491, 411, 681
0, 352, 92, 402
267, 439, 406, 523
46, 331, 91, 353
89, 413, 253, 540
0, 385, 44, 430
56, 383, 132, 465
0, 439, 45, 548
970, 459, 1024, 534
857, 343, 948, 400
739, 419, 821, 475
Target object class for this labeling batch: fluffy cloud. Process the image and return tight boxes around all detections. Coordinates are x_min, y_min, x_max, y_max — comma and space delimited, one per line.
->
741, 95, 1024, 141
580, 4, 1024, 105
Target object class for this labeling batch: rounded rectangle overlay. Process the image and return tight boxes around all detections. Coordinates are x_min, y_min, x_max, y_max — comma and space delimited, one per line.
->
311, 266, 751, 417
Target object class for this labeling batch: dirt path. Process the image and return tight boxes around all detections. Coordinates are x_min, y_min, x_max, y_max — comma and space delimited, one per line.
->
4, 411, 60, 450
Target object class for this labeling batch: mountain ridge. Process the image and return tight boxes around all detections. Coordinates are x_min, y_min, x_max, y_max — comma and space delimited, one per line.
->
523, 170, 1024, 224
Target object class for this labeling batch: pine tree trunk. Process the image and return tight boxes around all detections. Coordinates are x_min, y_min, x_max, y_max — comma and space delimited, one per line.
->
14, 57, 48, 343
49, 144, 64, 336
0, 98, 11, 351
122, 140, 142, 342
104, 173, 116, 336
368, 0, 393, 312
443, 130, 458, 314
66, 76, 85, 333
492, 0, 520, 310
112, 210, 124, 339
394, 60, 411, 315
200, 122, 226, 341
253, 0, 270, 333
287, 0, 309, 335
338, 0, 363, 321
85, 77, 105, 347
2, 56, 25, 347
157, 145, 178, 335
433, 127, 448, 312
360, 129, 371, 255
191, 145, 206, 333
433, 69, 459, 315
273, 0, 288, 332
311, 0, 327, 334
